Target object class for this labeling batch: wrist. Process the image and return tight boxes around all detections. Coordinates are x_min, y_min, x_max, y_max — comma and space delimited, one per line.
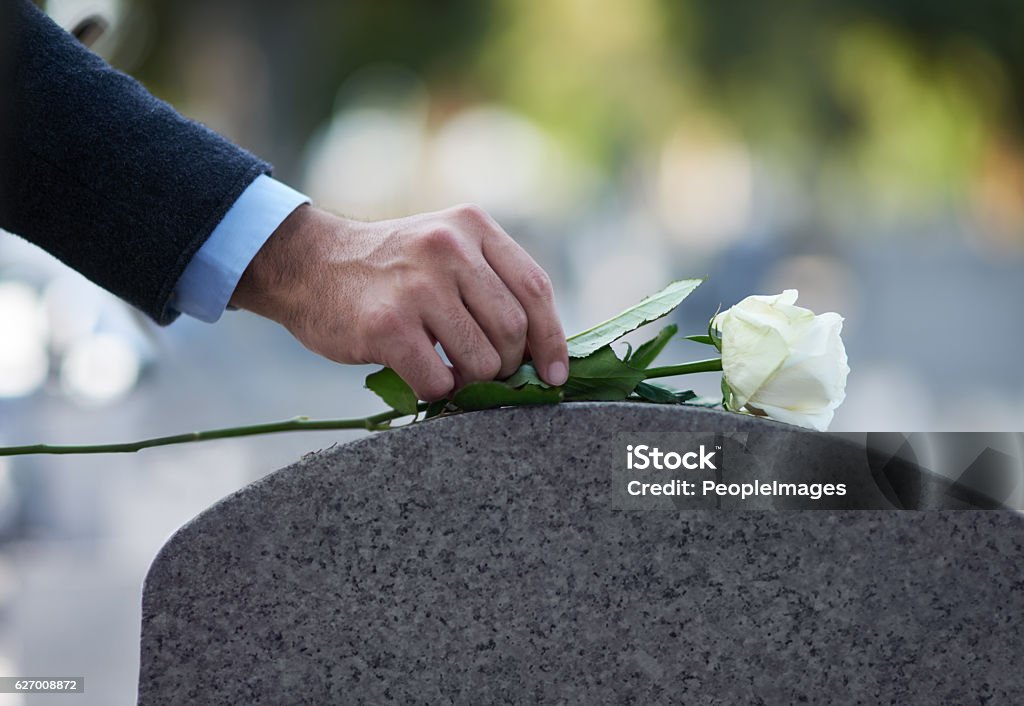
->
230, 203, 327, 323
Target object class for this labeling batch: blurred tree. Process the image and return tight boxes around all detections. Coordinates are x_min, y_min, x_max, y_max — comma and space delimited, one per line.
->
668, 0, 1023, 219
112, 0, 1024, 225
120, 0, 492, 179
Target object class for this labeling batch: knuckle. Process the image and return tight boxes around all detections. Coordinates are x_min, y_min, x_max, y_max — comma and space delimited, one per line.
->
362, 305, 405, 340
454, 203, 490, 226
500, 303, 529, 342
401, 272, 437, 301
521, 266, 553, 301
417, 226, 464, 255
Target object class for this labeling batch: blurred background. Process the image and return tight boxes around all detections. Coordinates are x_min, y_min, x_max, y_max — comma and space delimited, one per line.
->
2, 0, 1024, 701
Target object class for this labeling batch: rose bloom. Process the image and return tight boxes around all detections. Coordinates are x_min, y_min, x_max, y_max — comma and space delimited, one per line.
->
712, 290, 849, 431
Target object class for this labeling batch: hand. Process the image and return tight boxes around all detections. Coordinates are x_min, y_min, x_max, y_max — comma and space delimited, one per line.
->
229, 203, 569, 401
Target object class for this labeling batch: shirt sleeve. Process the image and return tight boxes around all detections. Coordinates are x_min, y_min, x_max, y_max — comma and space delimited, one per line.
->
169, 174, 310, 323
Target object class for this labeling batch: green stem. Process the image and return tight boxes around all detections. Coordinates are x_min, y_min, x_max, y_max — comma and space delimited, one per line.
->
1, 356, 724, 457
0, 403, 429, 456
644, 357, 722, 379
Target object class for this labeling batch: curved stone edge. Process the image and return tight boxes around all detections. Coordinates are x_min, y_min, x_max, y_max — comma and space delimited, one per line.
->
140, 403, 808, 581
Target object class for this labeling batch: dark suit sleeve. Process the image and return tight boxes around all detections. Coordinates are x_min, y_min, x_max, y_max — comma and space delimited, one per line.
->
0, 0, 272, 324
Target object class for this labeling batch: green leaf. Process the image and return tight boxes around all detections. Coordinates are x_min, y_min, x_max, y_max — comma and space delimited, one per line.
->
682, 395, 721, 408
424, 399, 449, 419
503, 362, 551, 389
684, 334, 715, 346
633, 381, 698, 405
452, 381, 563, 411
563, 346, 646, 401
365, 367, 419, 415
633, 381, 680, 404
627, 324, 678, 370
567, 279, 702, 358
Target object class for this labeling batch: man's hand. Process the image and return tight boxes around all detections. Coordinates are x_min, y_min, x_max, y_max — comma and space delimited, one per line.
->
229, 203, 569, 401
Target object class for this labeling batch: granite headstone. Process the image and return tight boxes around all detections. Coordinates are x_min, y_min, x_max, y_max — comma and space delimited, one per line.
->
138, 403, 1024, 704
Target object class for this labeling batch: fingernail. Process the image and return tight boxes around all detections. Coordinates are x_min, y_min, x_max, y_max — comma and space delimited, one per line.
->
547, 361, 568, 386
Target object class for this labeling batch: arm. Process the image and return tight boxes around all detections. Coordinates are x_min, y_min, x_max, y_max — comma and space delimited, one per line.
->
1, 1, 569, 400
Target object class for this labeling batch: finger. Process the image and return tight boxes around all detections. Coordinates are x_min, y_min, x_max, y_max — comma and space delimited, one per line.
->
424, 303, 502, 384
383, 328, 455, 402
458, 258, 529, 379
480, 231, 568, 386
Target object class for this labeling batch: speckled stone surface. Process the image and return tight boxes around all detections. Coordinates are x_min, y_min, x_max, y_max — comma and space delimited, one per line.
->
139, 403, 1024, 704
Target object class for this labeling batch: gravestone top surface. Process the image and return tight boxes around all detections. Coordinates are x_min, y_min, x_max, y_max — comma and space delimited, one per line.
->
139, 402, 1024, 704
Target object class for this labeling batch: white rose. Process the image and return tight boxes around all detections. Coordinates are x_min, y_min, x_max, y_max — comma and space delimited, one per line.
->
712, 290, 849, 431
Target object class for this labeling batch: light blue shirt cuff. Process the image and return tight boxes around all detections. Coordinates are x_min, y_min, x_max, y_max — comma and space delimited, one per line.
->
170, 174, 310, 323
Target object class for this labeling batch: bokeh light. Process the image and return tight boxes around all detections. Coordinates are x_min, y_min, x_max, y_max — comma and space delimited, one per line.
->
42, 272, 105, 353
656, 124, 753, 250
429, 106, 577, 219
0, 282, 49, 398
59, 332, 141, 406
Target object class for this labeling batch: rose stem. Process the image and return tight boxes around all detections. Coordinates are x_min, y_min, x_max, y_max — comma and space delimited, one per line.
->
643, 358, 723, 379
0, 403, 430, 456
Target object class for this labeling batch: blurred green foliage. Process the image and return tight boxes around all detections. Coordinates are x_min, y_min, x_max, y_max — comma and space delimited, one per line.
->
120, 0, 1024, 212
